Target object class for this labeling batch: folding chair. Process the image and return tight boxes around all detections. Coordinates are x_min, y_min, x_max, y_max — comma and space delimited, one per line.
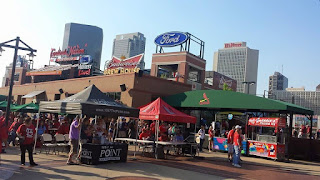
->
55, 134, 68, 154
40, 133, 57, 154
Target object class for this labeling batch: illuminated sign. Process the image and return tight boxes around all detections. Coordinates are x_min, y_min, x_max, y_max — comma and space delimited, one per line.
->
224, 42, 244, 48
26, 71, 62, 76
79, 64, 92, 70
80, 55, 92, 65
154, 32, 188, 47
248, 117, 286, 128
104, 54, 143, 75
50, 44, 87, 63
78, 69, 91, 76
53, 56, 80, 62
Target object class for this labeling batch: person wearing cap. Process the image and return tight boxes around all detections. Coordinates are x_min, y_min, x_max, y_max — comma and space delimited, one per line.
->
233, 125, 242, 167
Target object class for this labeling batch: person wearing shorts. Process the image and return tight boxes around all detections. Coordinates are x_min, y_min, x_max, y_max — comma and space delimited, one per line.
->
67, 116, 81, 165
227, 126, 235, 162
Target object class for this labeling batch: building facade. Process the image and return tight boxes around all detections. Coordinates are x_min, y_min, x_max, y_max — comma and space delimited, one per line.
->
272, 88, 320, 115
112, 32, 146, 69
268, 72, 288, 93
213, 42, 259, 94
62, 23, 103, 74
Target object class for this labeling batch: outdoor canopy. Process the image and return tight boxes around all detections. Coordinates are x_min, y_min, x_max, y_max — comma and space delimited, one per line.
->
11, 102, 39, 113
39, 84, 140, 118
139, 97, 196, 124
163, 90, 314, 115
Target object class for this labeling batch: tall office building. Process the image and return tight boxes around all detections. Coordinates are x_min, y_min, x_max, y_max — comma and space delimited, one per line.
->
213, 42, 259, 94
268, 72, 288, 93
112, 32, 146, 69
272, 87, 320, 115
62, 23, 103, 73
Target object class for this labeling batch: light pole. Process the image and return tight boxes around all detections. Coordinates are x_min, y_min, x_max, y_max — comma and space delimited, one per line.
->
242, 81, 255, 94
0, 37, 36, 125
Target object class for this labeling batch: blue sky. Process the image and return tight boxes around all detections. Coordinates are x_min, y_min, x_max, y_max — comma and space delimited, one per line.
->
0, 0, 319, 95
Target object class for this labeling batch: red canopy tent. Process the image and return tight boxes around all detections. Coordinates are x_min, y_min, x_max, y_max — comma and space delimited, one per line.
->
139, 98, 196, 124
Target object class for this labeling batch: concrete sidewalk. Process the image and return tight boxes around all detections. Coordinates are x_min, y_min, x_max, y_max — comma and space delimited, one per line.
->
0, 146, 224, 180
1, 145, 320, 180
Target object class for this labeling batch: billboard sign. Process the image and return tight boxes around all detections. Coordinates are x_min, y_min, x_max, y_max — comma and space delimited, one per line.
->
50, 44, 86, 63
154, 32, 188, 47
80, 55, 92, 65
248, 117, 286, 128
104, 54, 143, 75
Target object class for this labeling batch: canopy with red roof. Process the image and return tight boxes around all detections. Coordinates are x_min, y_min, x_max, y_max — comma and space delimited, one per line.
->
139, 98, 196, 124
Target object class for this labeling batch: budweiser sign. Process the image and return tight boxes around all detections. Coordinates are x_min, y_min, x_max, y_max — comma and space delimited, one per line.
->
50, 44, 86, 58
104, 54, 143, 75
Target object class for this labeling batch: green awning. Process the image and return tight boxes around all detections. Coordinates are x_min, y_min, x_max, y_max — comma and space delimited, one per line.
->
163, 90, 313, 115
11, 103, 39, 113
0, 101, 17, 110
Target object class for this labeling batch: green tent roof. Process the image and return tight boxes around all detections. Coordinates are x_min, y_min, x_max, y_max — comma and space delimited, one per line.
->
163, 90, 313, 115
11, 103, 39, 113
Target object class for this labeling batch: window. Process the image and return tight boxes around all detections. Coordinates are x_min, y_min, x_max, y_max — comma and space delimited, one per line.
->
14, 73, 20, 81
105, 92, 121, 101
54, 94, 61, 100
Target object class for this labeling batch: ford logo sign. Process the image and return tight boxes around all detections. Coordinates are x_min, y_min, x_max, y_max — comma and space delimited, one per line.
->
80, 55, 92, 65
154, 32, 188, 47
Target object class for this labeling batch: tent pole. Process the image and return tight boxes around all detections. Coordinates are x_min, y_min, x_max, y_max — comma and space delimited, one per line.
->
77, 114, 83, 160
33, 109, 41, 153
133, 118, 139, 160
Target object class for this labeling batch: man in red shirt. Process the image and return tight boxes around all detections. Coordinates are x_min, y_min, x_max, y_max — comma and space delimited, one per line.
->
16, 117, 38, 166
227, 126, 235, 162
0, 112, 8, 153
232, 125, 242, 168
139, 129, 150, 140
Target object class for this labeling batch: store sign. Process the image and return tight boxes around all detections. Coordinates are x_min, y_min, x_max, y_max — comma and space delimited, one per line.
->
248, 141, 285, 159
78, 69, 91, 76
154, 32, 188, 47
50, 44, 87, 62
248, 117, 286, 128
224, 42, 243, 48
26, 70, 62, 76
104, 54, 143, 75
80, 55, 92, 65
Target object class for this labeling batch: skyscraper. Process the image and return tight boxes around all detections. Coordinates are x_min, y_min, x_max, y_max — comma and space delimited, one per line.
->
268, 72, 288, 93
112, 32, 146, 69
62, 23, 103, 73
213, 42, 259, 94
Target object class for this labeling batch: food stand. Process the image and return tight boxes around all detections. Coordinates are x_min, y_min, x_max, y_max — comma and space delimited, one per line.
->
247, 117, 286, 160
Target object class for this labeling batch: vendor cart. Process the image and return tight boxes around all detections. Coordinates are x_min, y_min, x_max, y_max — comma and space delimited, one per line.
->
247, 117, 286, 160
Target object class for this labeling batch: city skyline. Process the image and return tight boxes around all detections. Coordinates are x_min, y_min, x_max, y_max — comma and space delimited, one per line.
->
0, 0, 320, 95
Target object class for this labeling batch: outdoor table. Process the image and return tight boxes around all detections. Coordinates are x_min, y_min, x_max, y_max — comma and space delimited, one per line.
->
80, 142, 128, 165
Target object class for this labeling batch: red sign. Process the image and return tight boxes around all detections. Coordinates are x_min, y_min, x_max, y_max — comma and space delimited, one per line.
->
78, 69, 91, 76
248, 117, 286, 128
224, 43, 243, 48
199, 93, 210, 105
50, 45, 85, 58
248, 140, 285, 159
104, 54, 143, 75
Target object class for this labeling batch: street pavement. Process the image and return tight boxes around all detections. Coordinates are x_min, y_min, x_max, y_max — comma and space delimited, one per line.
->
0, 145, 319, 180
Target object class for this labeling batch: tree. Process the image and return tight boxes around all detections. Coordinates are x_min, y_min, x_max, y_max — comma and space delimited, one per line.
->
223, 83, 233, 91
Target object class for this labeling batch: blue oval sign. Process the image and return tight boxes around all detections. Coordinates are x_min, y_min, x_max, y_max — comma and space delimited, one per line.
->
154, 31, 188, 47
80, 55, 92, 65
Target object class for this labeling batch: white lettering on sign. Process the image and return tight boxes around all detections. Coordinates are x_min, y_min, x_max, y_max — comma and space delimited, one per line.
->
79, 64, 92, 70
81, 149, 92, 159
160, 34, 180, 44
100, 149, 122, 158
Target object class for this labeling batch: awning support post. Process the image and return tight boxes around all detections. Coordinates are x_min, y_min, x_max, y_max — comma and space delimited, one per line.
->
33, 109, 41, 154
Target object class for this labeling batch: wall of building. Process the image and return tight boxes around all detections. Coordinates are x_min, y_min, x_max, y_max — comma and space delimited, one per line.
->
0, 73, 191, 108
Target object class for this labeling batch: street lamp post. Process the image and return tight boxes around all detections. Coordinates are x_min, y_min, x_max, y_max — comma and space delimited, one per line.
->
242, 81, 255, 94
0, 37, 36, 125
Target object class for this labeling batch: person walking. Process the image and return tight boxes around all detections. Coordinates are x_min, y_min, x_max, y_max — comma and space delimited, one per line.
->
67, 116, 82, 165
227, 126, 235, 162
232, 125, 242, 168
208, 126, 214, 152
16, 117, 38, 166
198, 125, 205, 152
